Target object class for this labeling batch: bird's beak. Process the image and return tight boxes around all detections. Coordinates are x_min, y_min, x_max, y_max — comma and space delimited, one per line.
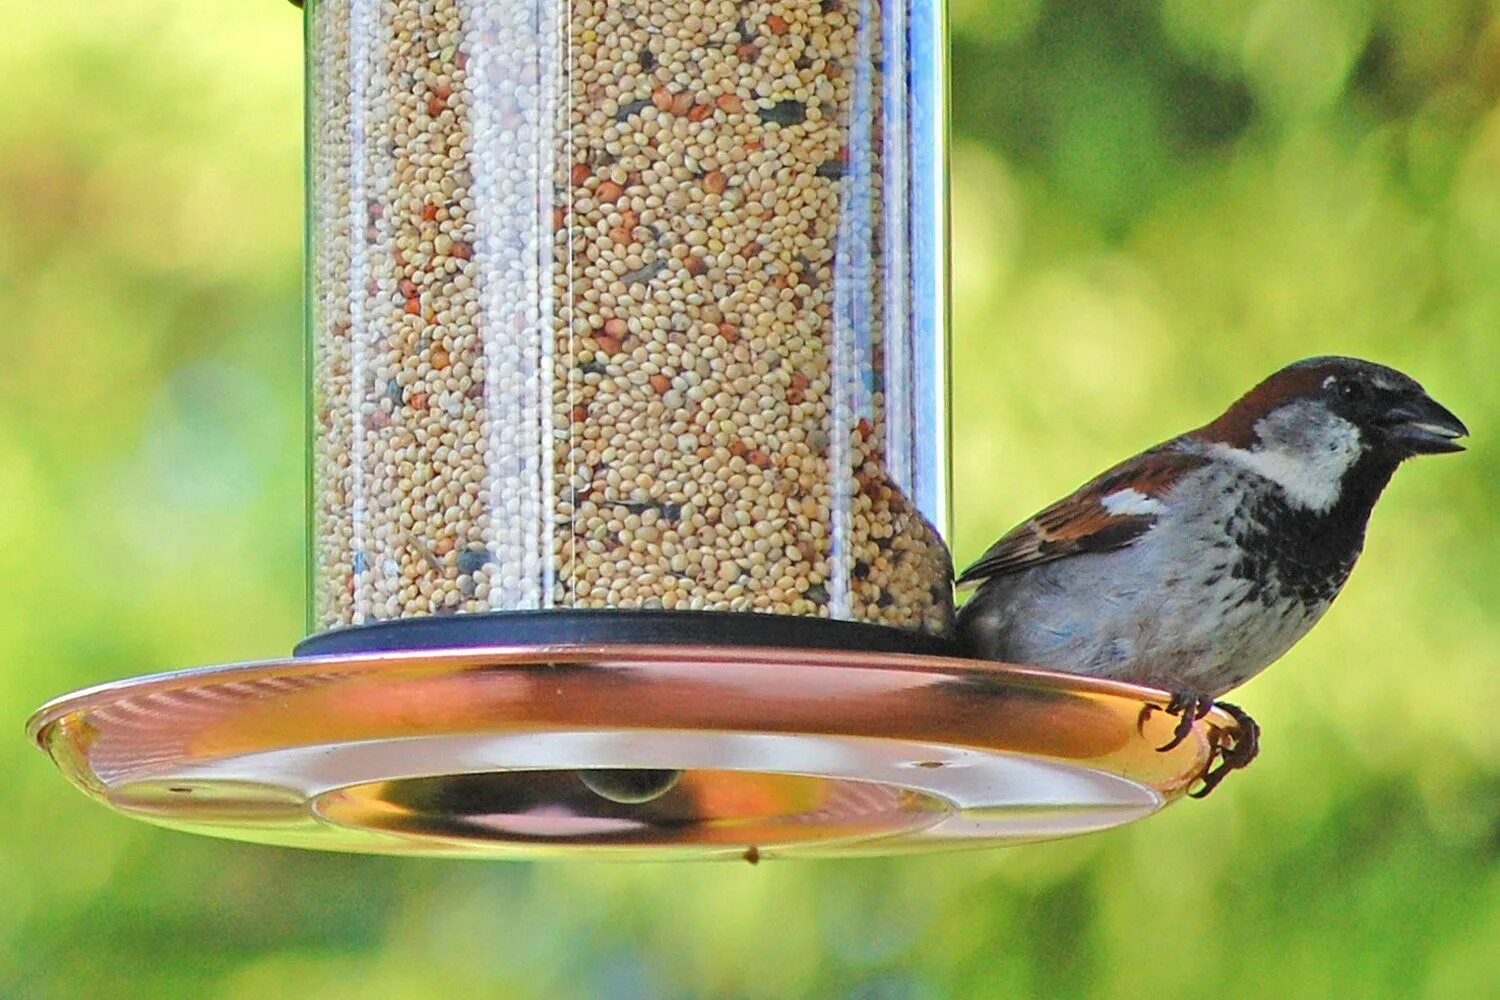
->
1385, 393, 1469, 455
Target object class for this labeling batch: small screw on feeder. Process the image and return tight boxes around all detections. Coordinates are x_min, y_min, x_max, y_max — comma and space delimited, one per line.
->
25, 0, 1247, 860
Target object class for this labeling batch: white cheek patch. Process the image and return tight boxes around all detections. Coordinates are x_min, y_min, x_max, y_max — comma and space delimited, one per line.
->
1100, 488, 1167, 516
1212, 406, 1363, 512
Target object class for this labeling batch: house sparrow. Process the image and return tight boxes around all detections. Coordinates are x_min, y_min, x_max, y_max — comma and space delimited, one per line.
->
956, 357, 1467, 796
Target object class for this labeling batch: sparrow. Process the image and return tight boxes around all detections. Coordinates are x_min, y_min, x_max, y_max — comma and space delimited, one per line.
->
956, 357, 1468, 796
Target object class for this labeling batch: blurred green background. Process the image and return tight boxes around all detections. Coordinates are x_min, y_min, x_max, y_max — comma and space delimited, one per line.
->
3, 1, 1497, 996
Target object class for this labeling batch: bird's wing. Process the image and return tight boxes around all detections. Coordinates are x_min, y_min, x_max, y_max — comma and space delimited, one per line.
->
956, 447, 1209, 588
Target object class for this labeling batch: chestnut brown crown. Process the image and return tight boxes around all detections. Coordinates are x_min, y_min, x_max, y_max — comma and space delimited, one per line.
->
1198, 356, 1468, 458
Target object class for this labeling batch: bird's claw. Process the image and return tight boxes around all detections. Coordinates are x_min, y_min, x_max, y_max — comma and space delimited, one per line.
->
1189, 701, 1260, 799
1137, 693, 1260, 798
1145, 691, 1211, 752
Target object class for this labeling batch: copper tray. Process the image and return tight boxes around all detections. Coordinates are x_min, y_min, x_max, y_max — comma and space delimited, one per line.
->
26, 646, 1244, 860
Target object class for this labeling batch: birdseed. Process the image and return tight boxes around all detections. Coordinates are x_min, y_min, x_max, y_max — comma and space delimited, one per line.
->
307, 0, 953, 636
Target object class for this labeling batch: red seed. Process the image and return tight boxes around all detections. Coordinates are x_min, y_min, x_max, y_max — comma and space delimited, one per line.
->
652, 86, 674, 111
688, 103, 713, 122
649, 373, 671, 394
572, 162, 592, 185
431, 347, 452, 369
685, 255, 706, 276
405, 296, 422, 315
571, 403, 589, 422
399, 278, 419, 297
410, 392, 430, 411
553, 205, 567, 230
610, 226, 633, 245
451, 240, 473, 260
718, 322, 740, 343
791, 373, 810, 391
434, 536, 456, 556
716, 93, 744, 114
857, 418, 873, 438
434, 81, 454, 101
767, 15, 790, 34
703, 170, 728, 194
597, 180, 625, 202
728, 439, 749, 457
595, 334, 623, 355
421, 204, 440, 221
428, 96, 446, 117
670, 92, 694, 115
737, 44, 759, 62
603, 317, 629, 338
747, 449, 773, 469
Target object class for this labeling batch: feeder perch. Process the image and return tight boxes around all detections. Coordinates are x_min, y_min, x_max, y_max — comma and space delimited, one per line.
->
26, 0, 1245, 860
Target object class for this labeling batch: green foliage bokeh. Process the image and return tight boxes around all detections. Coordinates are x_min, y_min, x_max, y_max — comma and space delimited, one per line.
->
2, 1, 1496, 997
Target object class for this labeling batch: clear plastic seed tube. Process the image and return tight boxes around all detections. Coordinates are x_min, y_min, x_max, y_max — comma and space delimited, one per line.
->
307, 0, 951, 637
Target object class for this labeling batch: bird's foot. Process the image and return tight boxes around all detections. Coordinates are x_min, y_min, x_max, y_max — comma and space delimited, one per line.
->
1136, 690, 1213, 752
1136, 692, 1260, 795
1189, 701, 1260, 799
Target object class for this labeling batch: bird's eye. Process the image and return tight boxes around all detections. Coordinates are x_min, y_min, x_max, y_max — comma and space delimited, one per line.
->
1335, 379, 1368, 403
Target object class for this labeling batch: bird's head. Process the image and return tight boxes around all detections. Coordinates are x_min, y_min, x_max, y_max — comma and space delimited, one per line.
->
1194, 356, 1468, 513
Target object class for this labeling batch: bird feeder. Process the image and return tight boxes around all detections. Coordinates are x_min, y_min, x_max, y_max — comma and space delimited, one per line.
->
26, 0, 1245, 860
